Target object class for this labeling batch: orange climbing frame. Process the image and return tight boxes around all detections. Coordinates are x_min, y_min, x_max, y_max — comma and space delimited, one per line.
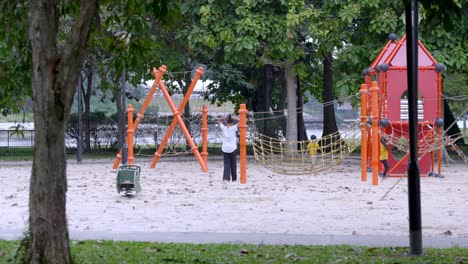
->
112, 66, 166, 169
149, 67, 207, 172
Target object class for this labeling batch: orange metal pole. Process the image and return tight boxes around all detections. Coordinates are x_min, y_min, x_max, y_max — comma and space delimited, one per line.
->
239, 104, 247, 184
360, 84, 368, 182
150, 67, 207, 172
201, 104, 208, 167
127, 104, 135, 165
370, 81, 380, 185
112, 66, 166, 169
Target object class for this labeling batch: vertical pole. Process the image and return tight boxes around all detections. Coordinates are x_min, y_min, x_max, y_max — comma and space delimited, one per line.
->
437, 72, 442, 175
121, 69, 128, 165
201, 105, 208, 167
239, 104, 247, 184
405, 0, 423, 255
77, 75, 83, 164
360, 84, 368, 182
127, 104, 134, 165
370, 81, 380, 186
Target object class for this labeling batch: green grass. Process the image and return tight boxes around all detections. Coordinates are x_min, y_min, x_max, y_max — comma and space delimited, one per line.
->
0, 240, 467, 263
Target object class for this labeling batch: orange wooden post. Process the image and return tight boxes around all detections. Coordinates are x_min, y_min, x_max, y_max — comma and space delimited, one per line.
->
150, 67, 207, 172
360, 84, 368, 182
112, 66, 166, 169
370, 81, 380, 185
239, 104, 247, 184
201, 104, 208, 167
127, 104, 135, 165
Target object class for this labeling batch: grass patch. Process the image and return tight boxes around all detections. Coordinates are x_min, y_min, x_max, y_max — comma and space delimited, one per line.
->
1, 240, 467, 263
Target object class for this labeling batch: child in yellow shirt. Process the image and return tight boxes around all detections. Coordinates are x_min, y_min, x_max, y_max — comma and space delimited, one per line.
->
308, 135, 320, 157
380, 137, 390, 178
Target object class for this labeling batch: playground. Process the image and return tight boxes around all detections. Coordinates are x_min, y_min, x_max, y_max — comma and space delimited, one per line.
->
0, 157, 467, 244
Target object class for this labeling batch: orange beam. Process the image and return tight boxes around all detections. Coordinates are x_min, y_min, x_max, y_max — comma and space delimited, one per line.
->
201, 104, 208, 167
127, 104, 135, 165
370, 81, 380, 186
133, 66, 166, 130
239, 104, 248, 184
360, 84, 368, 182
112, 66, 166, 169
150, 67, 207, 172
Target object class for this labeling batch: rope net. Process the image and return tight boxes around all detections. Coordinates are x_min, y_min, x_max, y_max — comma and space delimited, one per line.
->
249, 94, 362, 175
379, 109, 468, 163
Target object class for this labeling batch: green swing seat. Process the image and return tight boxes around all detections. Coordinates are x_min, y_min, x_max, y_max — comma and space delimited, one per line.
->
116, 164, 141, 195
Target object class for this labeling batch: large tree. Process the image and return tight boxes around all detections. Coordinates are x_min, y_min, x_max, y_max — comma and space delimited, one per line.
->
27, 0, 97, 262
181, 1, 324, 144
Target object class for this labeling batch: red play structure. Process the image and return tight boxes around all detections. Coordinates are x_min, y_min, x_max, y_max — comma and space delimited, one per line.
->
360, 34, 445, 185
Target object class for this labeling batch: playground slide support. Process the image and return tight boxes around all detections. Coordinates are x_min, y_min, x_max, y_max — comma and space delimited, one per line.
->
150, 67, 207, 172
239, 104, 248, 184
127, 104, 135, 165
202, 105, 208, 167
359, 84, 368, 182
370, 81, 380, 186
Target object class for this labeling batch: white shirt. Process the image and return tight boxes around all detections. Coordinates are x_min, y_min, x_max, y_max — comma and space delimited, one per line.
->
219, 123, 238, 153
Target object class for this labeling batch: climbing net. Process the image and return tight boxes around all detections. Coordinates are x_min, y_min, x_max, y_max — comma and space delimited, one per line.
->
249, 95, 362, 175
379, 101, 468, 163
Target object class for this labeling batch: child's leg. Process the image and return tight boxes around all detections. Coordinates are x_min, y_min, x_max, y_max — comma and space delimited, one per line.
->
381, 160, 390, 177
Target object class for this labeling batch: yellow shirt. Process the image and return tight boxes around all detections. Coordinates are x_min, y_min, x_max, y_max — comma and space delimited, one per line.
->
308, 141, 319, 155
380, 143, 388, 160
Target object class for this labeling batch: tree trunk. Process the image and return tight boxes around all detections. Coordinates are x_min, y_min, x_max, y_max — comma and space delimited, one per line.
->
84, 66, 93, 152
113, 74, 124, 151
284, 62, 297, 143
296, 75, 307, 141
254, 64, 275, 137
274, 67, 287, 137
182, 64, 192, 150
28, 1, 97, 263
321, 53, 340, 151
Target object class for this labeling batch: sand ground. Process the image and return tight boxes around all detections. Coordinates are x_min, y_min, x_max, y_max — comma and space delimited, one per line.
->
0, 156, 467, 245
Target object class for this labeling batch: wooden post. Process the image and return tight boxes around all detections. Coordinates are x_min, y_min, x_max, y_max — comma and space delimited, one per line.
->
370, 81, 380, 185
202, 104, 208, 167
239, 104, 247, 184
360, 84, 368, 182
127, 104, 135, 164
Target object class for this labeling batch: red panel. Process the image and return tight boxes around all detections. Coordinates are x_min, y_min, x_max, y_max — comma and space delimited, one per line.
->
385, 70, 407, 121
418, 70, 438, 121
